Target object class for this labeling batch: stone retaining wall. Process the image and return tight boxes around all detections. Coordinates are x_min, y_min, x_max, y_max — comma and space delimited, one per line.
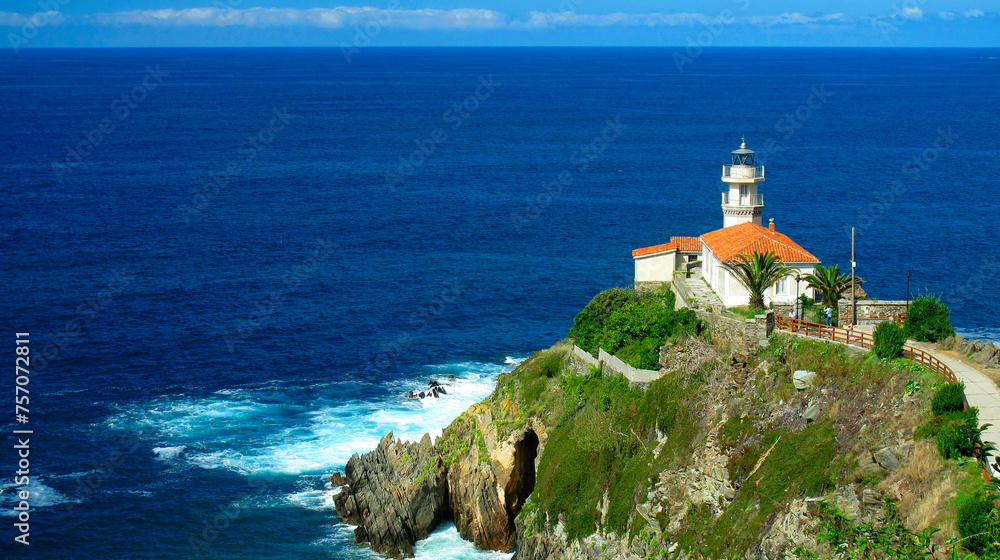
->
572, 345, 600, 368
838, 299, 908, 325
571, 345, 661, 385
598, 348, 661, 384
694, 309, 774, 352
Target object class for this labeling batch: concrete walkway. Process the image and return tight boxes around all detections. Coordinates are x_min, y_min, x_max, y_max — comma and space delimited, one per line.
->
908, 340, 1000, 476
785, 323, 1000, 476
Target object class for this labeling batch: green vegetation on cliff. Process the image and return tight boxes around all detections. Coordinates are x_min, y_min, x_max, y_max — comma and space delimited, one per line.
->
567, 286, 702, 369
484, 288, 986, 558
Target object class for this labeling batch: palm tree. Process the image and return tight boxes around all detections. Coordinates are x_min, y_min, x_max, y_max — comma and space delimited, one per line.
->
802, 264, 852, 307
725, 251, 795, 310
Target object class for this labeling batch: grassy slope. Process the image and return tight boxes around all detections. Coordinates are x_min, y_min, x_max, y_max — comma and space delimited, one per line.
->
479, 334, 979, 558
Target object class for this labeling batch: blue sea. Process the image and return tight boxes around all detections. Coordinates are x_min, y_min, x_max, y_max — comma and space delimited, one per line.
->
1, 47, 999, 559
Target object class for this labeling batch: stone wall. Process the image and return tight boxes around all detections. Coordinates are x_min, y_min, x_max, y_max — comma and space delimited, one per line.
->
571, 345, 661, 385
598, 348, 661, 384
695, 309, 774, 352
837, 300, 908, 325
635, 281, 669, 294
573, 345, 600, 368
671, 275, 697, 308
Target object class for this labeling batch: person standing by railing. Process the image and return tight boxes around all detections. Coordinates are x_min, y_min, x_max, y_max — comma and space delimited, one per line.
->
824, 305, 833, 326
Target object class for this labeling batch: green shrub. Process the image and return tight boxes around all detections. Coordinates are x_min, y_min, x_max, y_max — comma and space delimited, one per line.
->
569, 288, 636, 353
956, 490, 1000, 554
932, 382, 966, 416
568, 287, 702, 370
872, 321, 906, 359
913, 414, 950, 440
904, 293, 955, 343
615, 338, 662, 370
936, 408, 979, 459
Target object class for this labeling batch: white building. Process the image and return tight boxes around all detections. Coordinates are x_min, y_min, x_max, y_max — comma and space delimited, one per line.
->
632, 140, 819, 308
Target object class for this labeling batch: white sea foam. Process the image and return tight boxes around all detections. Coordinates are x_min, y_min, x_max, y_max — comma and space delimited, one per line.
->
112, 359, 521, 477
323, 521, 514, 559
413, 522, 514, 559
153, 446, 187, 461
187, 361, 511, 474
0, 479, 72, 509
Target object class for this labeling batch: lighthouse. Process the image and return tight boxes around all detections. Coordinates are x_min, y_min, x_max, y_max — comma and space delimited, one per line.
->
721, 139, 765, 227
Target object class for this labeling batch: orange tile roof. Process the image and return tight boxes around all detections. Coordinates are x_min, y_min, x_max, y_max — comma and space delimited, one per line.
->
700, 222, 819, 264
671, 236, 702, 252
631, 242, 676, 257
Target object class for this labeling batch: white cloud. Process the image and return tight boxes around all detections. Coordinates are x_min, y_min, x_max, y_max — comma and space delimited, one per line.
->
517, 11, 712, 29
902, 7, 923, 20
938, 11, 956, 20
85, 7, 507, 29
964, 9, 985, 17
0, 10, 67, 27
747, 12, 845, 25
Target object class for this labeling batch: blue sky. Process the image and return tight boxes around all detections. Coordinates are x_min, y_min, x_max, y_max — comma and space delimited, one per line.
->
3, 0, 997, 48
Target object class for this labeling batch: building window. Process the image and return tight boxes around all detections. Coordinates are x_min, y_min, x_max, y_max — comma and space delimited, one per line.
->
776, 277, 787, 294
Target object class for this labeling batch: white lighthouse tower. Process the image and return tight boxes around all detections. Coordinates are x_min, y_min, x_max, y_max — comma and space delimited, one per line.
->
721, 139, 765, 227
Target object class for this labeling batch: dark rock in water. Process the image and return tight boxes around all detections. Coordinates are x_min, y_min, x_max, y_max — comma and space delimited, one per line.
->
355, 525, 369, 543
429, 379, 440, 387
330, 472, 348, 486
333, 433, 448, 559
437, 386, 447, 395
408, 391, 416, 399
448, 374, 456, 381
419, 392, 426, 398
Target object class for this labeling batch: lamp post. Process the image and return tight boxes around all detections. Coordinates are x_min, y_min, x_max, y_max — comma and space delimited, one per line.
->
906, 270, 911, 312
795, 273, 801, 321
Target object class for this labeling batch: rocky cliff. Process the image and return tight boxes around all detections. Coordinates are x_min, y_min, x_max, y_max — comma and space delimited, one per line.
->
335, 333, 976, 559
333, 394, 550, 558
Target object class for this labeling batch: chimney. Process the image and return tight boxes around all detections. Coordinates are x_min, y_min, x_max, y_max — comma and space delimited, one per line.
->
768, 218, 775, 232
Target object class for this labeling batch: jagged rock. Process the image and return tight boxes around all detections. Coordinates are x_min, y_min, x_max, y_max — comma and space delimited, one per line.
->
974, 344, 999, 365
793, 370, 818, 390
333, 432, 448, 559
834, 484, 862, 520
873, 448, 899, 470
330, 472, 348, 487
803, 404, 821, 423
